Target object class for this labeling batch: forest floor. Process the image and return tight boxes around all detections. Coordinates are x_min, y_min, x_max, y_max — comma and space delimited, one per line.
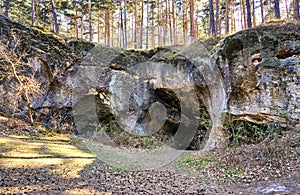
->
0, 116, 300, 194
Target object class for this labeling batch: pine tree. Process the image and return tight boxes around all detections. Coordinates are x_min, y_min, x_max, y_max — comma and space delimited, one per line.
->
31, 0, 35, 25
105, 7, 110, 46
139, 0, 144, 49
274, 0, 281, 19
50, 0, 59, 34
215, 0, 219, 34
246, 0, 252, 28
260, 0, 264, 23
209, 0, 216, 36
295, 0, 300, 19
190, 0, 195, 41
122, 0, 128, 48
225, 0, 229, 34
4, 0, 10, 17
88, 0, 93, 41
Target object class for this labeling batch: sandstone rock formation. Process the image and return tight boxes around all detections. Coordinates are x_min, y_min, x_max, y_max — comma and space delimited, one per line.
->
216, 24, 300, 128
1, 14, 299, 150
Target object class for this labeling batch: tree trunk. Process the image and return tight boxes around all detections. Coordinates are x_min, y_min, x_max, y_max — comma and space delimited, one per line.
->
246, 0, 252, 28
35, 0, 39, 26
98, 9, 101, 43
225, 0, 229, 34
139, 0, 144, 49
241, 0, 246, 29
183, 0, 188, 43
111, 10, 114, 47
168, 0, 173, 44
146, 0, 149, 49
151, 2, 155, 48
190, 0, 195, 41
122, 0, 128, 48
88, 0, 92, 41
75, 4, 78, 39
31, 0, 35, 25
172, 0, 176, 44
295, 0, 300, 20
195, 6, 199, 39
209, 0, 215, 36
134, 0, 138, 49
285, 0, 289, 19
215, 0, 219, 34
274, 0, 281, 19
50, 0, 59, 34
158, 0, 161, 46
260, 0, 264, 23
231, 2, 236, 32
105, 8, 110, 46
163, 1, 167, 45
4, 0, 10, 17
80, 9, 84, 39
252, 0, 256, 26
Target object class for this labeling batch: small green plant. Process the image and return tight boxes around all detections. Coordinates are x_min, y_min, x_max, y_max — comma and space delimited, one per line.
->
227, 120, 281, 147
143, 136, 156, 149
220, 166, 244, 183
179, 154, 217, 170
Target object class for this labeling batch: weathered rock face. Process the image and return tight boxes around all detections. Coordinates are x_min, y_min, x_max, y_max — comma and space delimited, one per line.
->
215, 24, 300, 128
0, 15, 78, 130
1, 15, 299, 149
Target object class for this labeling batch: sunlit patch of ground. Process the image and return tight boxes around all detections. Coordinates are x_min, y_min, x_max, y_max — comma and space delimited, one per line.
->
65, 188, 110, 194
0, 135, 96, 178
0, 185, 110, 195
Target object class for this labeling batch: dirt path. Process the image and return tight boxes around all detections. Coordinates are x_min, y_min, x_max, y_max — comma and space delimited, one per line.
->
0, 133, 299, 194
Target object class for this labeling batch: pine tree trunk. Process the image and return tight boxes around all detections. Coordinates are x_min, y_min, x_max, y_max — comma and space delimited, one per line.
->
183, 0, 188, 43
252, 0, 256, 26
50, 0, 59, 34
295, 0, 300, 20
285, 0, 289, 19
215, 0, 219, 34
75, 5, 78, 39
139, 0, 144, 49
274, 0, 281, 19
190, 0, 195, 41
168, 0, 173, 44
5, 0, 10, 17
260, 0, 264, 23
98, 9, 101, 43
105, 8, 110, 46
268, 0, 272, 20
195, 6, 199, 39
146, 0, 149, 49
172, 0, 176, 44
119, 8, 122, 47
158, 0, 161, 46
164, 1, 167, 45
122, 0, 128, 48
151, 2, 155, 48
134, 0, 138, 49
31, 0, 35, 25
225, 0, 229, 34
209, 0, 215, 36
80, 10, 83, 39
35, 0, 39, 26
88, 0, 92, 41
111, 11, 114, 47
246, 0, 252, 28
232, 2, 236, 32
241, 0, 246, 29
